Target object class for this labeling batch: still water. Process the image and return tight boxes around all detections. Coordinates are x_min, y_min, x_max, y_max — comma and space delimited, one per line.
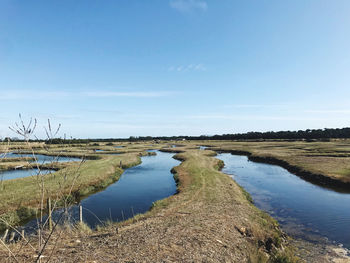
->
78, 151, 179, 227
1, 152, 80, 164
217, 153, 350, 248
0, 169, 54, 181
0, 152, 80, 180
24, 151, 179, 231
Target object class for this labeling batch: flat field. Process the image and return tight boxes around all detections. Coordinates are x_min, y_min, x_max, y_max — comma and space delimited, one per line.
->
1, 140, 348, 262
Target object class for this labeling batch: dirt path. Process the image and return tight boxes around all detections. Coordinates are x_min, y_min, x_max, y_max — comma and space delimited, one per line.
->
29, 150, 283, 262
2, 150, 348, 262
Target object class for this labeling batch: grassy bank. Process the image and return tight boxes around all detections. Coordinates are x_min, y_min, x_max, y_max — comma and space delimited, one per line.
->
0, 151, 151, 231
3, 140, 347, 261
3, 148, 299, 262
192, 140, 350, 190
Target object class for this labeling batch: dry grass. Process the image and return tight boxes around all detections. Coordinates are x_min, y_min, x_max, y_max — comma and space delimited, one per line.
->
1, 148, 298, 262
0, 149, 150, 230
192, 140, 350, 184
2, 140, 348, 262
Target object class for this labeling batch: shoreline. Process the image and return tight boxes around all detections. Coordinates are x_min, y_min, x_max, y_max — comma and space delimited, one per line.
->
0, 152, 155, 232
216, 150, 350, 261
212, 148, 350, 193
2, 143, 350, 261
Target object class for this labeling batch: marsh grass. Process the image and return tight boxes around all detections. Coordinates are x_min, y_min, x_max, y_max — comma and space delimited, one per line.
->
0, 138, 308, 262
191, 140, 350, 185
0, 116, 143, 262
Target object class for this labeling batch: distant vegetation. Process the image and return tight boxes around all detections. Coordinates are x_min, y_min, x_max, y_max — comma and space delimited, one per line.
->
198, 127, 350, 141
130, 127, 350, 141
2, 127, 350, 142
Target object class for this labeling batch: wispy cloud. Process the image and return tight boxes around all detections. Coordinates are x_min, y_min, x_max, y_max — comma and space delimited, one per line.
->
223, 104, 286, 109
185, 114, 340, 121
169, 0, 208, 13
168, 64, 206, 72
304, 109, 350, 114
221, 106, 350, 114
83, 91, 175, 98
0, 90, 176, 100
0, 91, 71, 100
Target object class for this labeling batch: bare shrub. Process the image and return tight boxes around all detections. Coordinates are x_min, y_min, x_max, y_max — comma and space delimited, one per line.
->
0, 115, 86, 262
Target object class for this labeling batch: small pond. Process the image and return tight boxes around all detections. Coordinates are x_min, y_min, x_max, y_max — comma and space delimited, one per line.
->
0, 169, 55, 181
1, 152, 80, 164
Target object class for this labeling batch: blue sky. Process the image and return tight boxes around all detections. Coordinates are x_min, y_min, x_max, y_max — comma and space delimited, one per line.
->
0, 0, 350, 138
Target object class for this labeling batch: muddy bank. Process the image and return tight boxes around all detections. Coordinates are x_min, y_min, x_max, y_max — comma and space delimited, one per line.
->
1, 150, 296, 262
217, 152, 350, 261
213, 148, 350, 192
248, 155, 350, 192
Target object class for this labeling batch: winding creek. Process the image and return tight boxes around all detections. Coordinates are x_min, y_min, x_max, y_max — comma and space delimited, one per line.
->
11, 148, 350, 251
23, 150, 179, 231
77, 150, 179, 227
217, 153, 350, 249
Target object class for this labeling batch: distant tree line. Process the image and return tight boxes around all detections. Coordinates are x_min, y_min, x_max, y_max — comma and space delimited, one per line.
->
130, 127, 350, 141
2, 127, 350, 143
206, 127, 350, 141
0, 138, 126, 144
44, 138, 126, 144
